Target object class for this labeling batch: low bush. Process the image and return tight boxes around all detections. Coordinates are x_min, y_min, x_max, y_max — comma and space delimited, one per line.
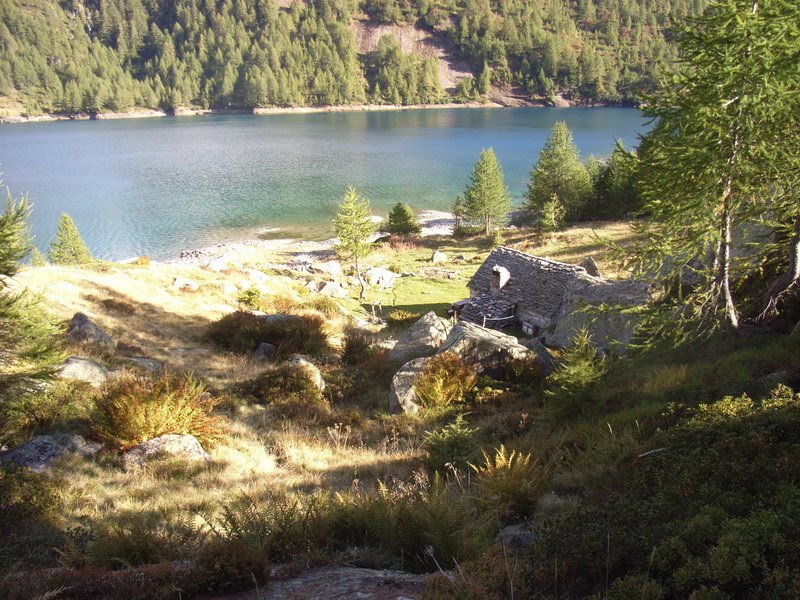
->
545, 329, 607, 421
90, 372, 222, 449
306, 295, 341, 316
386, 309, 421, 327
206, 311, 330, 356
236, 286, 262, 310
414, 352, 477, 408
340, 330, 377, 365
471, 445, 549, 524
193, 537, 269, 594
422, 415, 479, 472
238, 363, 330, 421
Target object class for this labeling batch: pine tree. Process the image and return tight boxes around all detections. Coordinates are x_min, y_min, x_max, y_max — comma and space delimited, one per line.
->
524, 121, 591, 225
49, 214, 93, 265
386, 202, 421, 235
462, 148, 512, 235
29, 247, 48, 266
333, 186, 375, 299
0, 187, 64, 426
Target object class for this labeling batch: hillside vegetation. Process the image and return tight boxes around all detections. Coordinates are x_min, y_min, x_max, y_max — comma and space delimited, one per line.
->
0, 0, 702, 115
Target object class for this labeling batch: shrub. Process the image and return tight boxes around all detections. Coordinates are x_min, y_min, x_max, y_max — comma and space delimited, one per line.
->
386, 309, 421, 327
306, 295, 340, 316
90, 372, 222, 449
206, 311, 330, 356
545, 328, 607, 420
386, 202, 421, 235
48, 213, 93, 265
236, 286, 262, 310
422, 415, 479, 472
414, 352, 478, 408
193, 537, 269, 594
470, 445, 549, 523
341, 330, 376, 365
0, 468, 63, 536
238, 363, 330, 421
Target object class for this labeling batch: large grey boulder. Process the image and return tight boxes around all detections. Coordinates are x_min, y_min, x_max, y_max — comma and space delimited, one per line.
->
389, 357, 429, 414
318, 281, 348, 298
1, 434, 101, 472
312, 260, 343, 278
431, 251, 448, 264
67, 312, 115, 350
123, 434, 211, 468
365, 266, 398, 288
287, 355, 325, 391
388, 311, 452, 364
58, 356, 109, 387
122, 357, 164, 373
253, 342, 277, 361
437, 321, 531, 375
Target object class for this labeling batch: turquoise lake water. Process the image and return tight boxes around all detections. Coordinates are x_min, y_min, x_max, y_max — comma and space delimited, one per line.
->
0, 107, 648, 260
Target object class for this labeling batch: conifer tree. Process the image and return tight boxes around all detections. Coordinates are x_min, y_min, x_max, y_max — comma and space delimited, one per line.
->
524, 121, 591, 225
386, 202, 421, 235
0, 187, 64, 424
49, 214, 93, 266
462, 148, 512, 235
29, 247, 48, 267
333, 186, 375, 299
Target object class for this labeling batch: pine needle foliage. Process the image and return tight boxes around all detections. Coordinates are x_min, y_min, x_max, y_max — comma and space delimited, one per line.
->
386, 202, 421, 235
48, 213, 93, 265
524, 121, 592, 224
333, 186, 375, 299
463, 148, 512, 235
544, 328, 607, 420
0, 187, 64, 428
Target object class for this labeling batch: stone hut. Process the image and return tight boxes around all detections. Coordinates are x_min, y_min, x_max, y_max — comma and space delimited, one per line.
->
453, 247, 649, 351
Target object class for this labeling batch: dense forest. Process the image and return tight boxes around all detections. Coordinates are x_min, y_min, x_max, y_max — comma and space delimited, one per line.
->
0, 0, 703, 114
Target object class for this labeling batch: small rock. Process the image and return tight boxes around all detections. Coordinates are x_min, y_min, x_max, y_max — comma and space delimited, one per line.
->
579, 256, 603, 278
1, 434, 102, 472
431, 251, 448, 264
312, 260, 343, 278
287, 355, 325, 391
495, 523, 536, 549
365, 266, 399, 288
221, 283, 238, 295
172, 277, 199, 292
318, 281, 348, 298
122, 357, 164, 373
253, 342, 277, 360
205, 256, 232, 273
242, 268, 268, 283
58, 356, 109, 387
754, 371, 789, 394
453, 253, 468, 262
389, 357, 429, 414
67, 312, 115, 349
388, 311, 452, 364
123, 434, 211, 467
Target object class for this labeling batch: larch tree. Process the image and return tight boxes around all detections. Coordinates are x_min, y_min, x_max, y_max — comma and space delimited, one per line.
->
463, 148, 512, 235
623, 0, 800, 334
524, 121, 591, 224
0, 186, 64, 432
49, 214, 93, 266
386, 202, 421, 235
333, 186, 376, 300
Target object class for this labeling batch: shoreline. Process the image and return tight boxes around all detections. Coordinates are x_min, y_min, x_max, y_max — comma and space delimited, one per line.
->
0, 98, 630, 125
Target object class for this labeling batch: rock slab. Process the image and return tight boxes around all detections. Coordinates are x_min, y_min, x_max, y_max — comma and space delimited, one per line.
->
123, 434, 211, 467
58, 356, 109, 387
67, 312, 115, 349
388, 311, 452, 364
438, 320, 531, 375
389, 357, 429, 414
1, 434, 101, 472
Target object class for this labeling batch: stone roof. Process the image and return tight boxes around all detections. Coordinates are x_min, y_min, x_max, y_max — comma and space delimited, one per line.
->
467, 247, 598, 324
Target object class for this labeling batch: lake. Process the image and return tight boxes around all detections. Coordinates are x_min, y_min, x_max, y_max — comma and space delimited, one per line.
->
0, 107, 648, 261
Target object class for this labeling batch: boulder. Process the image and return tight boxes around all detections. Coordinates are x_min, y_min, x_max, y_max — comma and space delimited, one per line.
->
521, 338, 557, 377
242, 268, 268, 283
579, 256, 603, 278
1, 434, 102, 472
205, 256, 232, 273
318, 281, 348, 298
123, 434, 211, 467
58, 356, 109, 387
389, 357, 428, 414
253, 342, 277, 361
122, 357, 164, 373
388, 311, 452, 364
495, 523, 536, 550
437, 321, 531, 375
312, 260, 343, 278
172, 277, 199, 292
365, 267, 398, 288
431, 251, 448, 264
221, 283, 238, 295
287, 355, 325, 391
67, 312, 115, 349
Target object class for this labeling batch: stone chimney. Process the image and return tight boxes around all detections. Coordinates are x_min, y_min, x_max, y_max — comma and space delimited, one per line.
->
491, 265, 510, 294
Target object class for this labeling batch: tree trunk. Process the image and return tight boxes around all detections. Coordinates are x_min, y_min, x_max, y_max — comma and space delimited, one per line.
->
759, 212, 800, 320
355, 256, 366, 300
718, 201, 739, 328
485, 215, 491, 236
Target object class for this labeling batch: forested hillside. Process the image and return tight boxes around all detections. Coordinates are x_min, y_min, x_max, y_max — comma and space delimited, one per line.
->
0, 0, 703, 114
